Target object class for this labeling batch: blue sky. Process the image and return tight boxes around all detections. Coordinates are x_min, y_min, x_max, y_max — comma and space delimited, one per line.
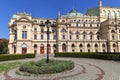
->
0, 0, 120, 39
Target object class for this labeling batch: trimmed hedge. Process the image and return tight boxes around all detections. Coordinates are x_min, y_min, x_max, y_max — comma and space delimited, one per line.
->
0, 54, 35, 61
55, 52, 120, 61
19, 59, 74, 74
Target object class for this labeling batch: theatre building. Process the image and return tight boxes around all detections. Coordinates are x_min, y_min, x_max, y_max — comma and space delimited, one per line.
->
8, 0, 120, 54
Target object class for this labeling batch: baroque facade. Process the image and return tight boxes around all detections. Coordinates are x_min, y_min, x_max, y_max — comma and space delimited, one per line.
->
8, 1, 120, 54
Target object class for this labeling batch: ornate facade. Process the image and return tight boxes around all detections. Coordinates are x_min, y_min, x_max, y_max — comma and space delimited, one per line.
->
8, 1, 120, 54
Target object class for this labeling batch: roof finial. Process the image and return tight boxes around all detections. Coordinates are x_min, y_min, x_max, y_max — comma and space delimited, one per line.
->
58, 11, 60, 17
99, 0, 102, 7
72, 5, 75, 10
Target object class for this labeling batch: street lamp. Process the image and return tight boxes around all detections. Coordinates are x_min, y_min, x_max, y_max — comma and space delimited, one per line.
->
45, 20, 51, 63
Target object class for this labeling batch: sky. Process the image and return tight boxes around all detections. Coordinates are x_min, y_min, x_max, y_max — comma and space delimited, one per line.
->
0, 0, 120, 39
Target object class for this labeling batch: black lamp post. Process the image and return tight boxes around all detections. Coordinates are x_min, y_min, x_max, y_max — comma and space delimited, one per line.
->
45, 20, 51, 63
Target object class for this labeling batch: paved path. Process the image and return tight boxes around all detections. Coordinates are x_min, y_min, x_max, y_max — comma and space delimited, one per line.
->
0, 57, 120, 80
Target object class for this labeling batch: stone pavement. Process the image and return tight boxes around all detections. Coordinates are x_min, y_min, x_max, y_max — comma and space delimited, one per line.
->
0, 56, 120, 80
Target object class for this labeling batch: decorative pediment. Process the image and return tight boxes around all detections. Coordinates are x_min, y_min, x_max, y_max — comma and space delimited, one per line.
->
18, 17, 30, 22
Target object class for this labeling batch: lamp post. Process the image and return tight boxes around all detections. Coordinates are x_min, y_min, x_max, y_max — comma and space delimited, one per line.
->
45, 20, 51, 63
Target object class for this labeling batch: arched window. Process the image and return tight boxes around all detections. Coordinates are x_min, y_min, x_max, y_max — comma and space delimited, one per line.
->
95, 44, 98, 48
62, 20, 65, 22
103, 10, 106, 16
71, 44, 75, 48
53, 44, 56, 48
34, 44, 37, 48
79, 44, 83, 48
111, 30, 115, 33
113, 44, 116, 47
95, 49, 98, 52
113, 11, 116, 17
34, 44, 37, 54
103, 49, 105, 52
87, 44, 90, 48
102, 44, 106, 47
33, 20, 37, 22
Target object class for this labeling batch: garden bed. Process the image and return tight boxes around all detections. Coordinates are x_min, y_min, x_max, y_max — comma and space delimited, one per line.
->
19, 59, 74, 74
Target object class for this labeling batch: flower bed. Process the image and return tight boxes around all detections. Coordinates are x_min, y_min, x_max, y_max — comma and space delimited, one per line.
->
19, 59, 74, 74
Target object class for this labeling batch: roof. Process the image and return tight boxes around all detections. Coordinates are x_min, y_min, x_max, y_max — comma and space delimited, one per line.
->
86, 7, 99, 16
12, 14, 17, 19
66, 9, 83, 17
102, 6, 120, 9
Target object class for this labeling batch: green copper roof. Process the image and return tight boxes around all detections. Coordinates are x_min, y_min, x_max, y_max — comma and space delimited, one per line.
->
67, 9, 83, 17
86, 7, 99, 16
12, 14, 17, 19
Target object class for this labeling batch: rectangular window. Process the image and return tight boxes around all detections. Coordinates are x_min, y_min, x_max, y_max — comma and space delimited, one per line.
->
47, 34, 50, 40
70, 35, 72, 39
22, 31, 27, 39
62, 35, 65, 39
53, 35, 56, 40
41, 35, 44, 40
83, 35, 86, 40
34, 34, 37, 40
76, 35, 79, 39
34, 28, 37, 32
90, 35, 92, 40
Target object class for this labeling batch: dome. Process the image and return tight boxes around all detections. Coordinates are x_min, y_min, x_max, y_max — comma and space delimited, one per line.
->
12, 14, 16, 19
67, 9, 83, 17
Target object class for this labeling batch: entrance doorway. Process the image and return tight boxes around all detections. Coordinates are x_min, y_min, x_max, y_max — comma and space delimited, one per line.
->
62, 44, 66, 52
40, 44, 44, 54
22, 43, 27, 54
47, 44, 51, 54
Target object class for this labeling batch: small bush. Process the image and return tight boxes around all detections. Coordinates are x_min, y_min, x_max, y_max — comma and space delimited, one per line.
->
55, 52, 120, 61
0, 54, 35, 61
19, 59, 74, 74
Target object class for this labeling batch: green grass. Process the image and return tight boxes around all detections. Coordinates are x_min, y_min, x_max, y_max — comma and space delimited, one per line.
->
0, 62, 21, 73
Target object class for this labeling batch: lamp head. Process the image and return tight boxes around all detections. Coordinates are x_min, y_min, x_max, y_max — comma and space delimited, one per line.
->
45, 20, 51, 28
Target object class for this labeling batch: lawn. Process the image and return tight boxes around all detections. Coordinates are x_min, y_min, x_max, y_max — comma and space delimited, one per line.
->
0, 62, 21, 73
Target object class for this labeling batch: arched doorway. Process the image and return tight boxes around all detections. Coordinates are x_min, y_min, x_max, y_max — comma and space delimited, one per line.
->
53, 44, 56, 53
47, 44, 51, 54
22, 43, 27, 54
34, 44, 37, 54
62, 44, 66, 52
40, 44, 44, 54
